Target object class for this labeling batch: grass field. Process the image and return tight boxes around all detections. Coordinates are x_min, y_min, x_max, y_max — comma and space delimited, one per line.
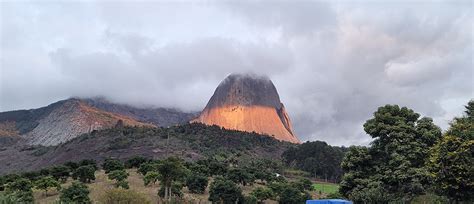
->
312, 183, 339, 195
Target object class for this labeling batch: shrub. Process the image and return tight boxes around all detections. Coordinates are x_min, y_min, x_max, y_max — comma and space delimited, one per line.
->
125, 156, 149, 168
60, 181, 91, 204
251, 187, 274, 203
49, 165, 71, 182
4, 178, 34, 203
100, 188, 150, 204
279, 185, 311, 204
102, 159, 125, 173
209, 177, 243, 203
34, 176, 61, 196
143, 171, 160, 186
186, 174, 208, 194
72, 165, 96, 183
78, 159, 98, 170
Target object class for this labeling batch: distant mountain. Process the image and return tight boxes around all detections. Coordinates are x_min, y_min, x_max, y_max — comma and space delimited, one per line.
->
193, 73, 300, 143
82, 97, 198, 127
0, 99, 153, 146
0, 98, 198, 146
0, 123, 293, 174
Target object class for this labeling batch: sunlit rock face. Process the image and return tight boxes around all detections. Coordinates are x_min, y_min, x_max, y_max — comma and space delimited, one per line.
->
193, 73, 300, 143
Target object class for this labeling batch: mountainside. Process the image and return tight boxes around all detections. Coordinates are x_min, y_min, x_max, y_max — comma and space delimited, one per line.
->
0, 123, 293, 174
82, 97, 198, 127
0, 99, 153, 146
193, 73, 300, 143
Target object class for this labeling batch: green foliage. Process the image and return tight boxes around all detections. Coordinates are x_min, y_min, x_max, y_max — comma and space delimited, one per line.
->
64, 161, 79, 171
340, 105, 442, 202
34, 176, 60, 196
107, 169, 129, 182
49, 165, 71, 182
185, 174, 208, 194
138, 161, 160, 175
226, 168, 255, 186
107, 169, 129, 189
102, 158, 125, 173
4, 178, 34, 203
427, 102, 474, 202
250, 187, 273, 203
78, 159, 98, 170
100, 188, 150, 204
115, 180, 130, 189
157, 157, 188, 199
208, 177, 243, 203
60, 181, 91, 204
243, 195, 258, 204
278, 184, 311, 204
143, 171, 160, 186
294, 178, 313, 191
282, 141, 346, 181
125, 156, 149, 169
72, 165, 96, 183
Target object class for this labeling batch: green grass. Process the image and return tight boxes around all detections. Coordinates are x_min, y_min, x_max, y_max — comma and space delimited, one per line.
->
312, 183, 339, 194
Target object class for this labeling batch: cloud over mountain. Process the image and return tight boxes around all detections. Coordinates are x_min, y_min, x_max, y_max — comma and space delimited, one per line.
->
1, 0, 472, 146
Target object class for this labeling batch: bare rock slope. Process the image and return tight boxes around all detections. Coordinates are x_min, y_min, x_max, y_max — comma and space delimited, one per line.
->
193, 73, 300, 143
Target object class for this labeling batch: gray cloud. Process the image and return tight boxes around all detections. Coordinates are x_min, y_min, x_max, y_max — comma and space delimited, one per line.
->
1, 0, 472, 146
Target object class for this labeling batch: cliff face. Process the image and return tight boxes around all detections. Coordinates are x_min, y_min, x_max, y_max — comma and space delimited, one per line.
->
193, 74, 300, 143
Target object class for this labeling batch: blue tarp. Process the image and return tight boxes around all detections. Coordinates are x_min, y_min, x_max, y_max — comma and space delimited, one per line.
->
306, 199, 353, 204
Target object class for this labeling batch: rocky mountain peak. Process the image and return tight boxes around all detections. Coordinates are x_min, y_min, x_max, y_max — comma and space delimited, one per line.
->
194, 73, 300, 143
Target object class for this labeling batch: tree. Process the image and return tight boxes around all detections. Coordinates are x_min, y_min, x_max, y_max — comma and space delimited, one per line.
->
226, 168, 255, 186
64, 161, 79, 171
60, 181, 91, 204
4, 178, 34, 203
34, 176, 61, 196
102, 159, 125, 173
107, 169, 129, 189
282, 141, 346, 181
250, 187, 273, 203
156, 157, 188, 200
138, 161, 160, 175
294, 178, 313, 191
209, 177, 243, 203
143, 171, 160, 186
279, 185, 311, 204
427, 100, 474, 201
125, 156, 149, 169
49, 165, 71, 182
340, 105, 442, 202
186, 174, 208, 194
158, 182, 183, 198
79, 159, 98, 170
72, 165, 96, 183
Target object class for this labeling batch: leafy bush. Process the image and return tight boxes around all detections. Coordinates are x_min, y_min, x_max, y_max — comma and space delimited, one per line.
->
100, 188, 150, 204
209, 177, 243, 203
186, 174, 208, 194
34, 176, 61, 196
4, 178, 34, 203
102, 159, 125, 173
72, 165, 95, 183
250, 187, 274, 203
60, 181, 91, 204
125, 156, 149, 168
143, 171, 159, 186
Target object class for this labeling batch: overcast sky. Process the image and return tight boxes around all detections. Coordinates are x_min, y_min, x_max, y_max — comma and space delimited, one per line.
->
0, 0, 472, 146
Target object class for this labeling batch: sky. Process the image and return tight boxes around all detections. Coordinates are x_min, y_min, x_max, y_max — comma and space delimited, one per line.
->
0, 0, 472, 146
